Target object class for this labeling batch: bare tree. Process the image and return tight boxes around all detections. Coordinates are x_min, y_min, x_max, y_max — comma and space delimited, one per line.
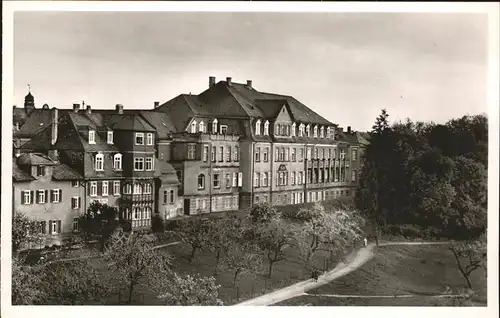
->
448, 234, 486, 289
175, 217, 209, 263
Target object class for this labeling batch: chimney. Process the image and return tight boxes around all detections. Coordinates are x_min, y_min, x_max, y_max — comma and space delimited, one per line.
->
347, 126, 352, 134
48, 149, 58, 161
51, 107, 58, 146
116, 104, 124, 114
246, 80, 252, 89
226, 77, 232, 86
73, 103, 80, 113
154, 101, 160, 108
209, 76, 216, 88
13, 105, 17, 110
86, 105, 92, 114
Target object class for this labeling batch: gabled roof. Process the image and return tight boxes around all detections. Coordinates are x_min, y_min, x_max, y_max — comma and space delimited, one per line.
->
14, 109, 53, 138
254, 99, 289, 119
17, 153, 57, 166
107, 114, 156, 132
13, 107, 29, 127
12, 158, 35, 182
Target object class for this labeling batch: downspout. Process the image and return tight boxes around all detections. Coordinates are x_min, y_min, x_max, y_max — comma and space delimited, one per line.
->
209, 140, 213, 214
269, 140, 273, 205
251, 140, 255, 208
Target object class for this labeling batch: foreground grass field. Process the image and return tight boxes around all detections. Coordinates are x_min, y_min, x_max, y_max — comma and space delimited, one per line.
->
275, 244, 487, 306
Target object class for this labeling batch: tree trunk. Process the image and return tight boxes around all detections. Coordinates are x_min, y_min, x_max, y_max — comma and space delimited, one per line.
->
189, 246, 197, 263
128, 280, 135, 305
464, 274, 473, 289
214, 251, 220, 275
268, 260, 274, 278
233, 271, 239, 287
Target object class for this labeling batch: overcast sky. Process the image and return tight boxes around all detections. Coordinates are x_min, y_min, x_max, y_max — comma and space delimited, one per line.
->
14, 12, 488, 131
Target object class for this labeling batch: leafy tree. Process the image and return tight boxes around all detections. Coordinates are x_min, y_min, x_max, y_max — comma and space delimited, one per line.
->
12, 256, 45, 305
448, 235, 487, 289
222, 241, 263, 288
104, 232, 172, 304
151, 214, 165, 233
371, 108, 390, 134
249, 202, 281, 224
175, 217, 209, 263
79, 202, 122, 252
154, 273, 223, 306
254, 218, 295, 277
12, 211, 44, 253
39, 259, 112, 305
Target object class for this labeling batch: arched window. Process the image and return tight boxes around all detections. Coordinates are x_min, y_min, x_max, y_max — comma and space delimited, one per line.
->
198, 174, 205, 189
212, 119, 218, 134
95, 153, 104, 171
199, 121, 205, 133
299, 123, 304, 137
306, 124, 310, 137
255, 119, 261, 136
291, 123, 296, 137
320, 126, 324, 138
191, 120, 197, 133
133, 183, 142, 194
313, 125, 318, 138
264, 120, 269, 135
113, 153, 122, 170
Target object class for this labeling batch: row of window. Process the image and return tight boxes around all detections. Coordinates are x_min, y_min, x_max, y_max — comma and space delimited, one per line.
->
255, 120, 335, 139
120, 206, 153, 221
306, 167, 357, 184
94, 154, 156, 172
88, 180, 153, 197
21, 189, 62, 205
190, 119, 229, 135
252, 168, 357, 187
254, 147, 357, 162
88, 131, 154, 146
197, 172, 243, 190
195, 145, 240, 162
162, 189, 176, 205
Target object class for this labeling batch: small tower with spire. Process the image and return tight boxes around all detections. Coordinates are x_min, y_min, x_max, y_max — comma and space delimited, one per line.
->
24, 84, 35, 115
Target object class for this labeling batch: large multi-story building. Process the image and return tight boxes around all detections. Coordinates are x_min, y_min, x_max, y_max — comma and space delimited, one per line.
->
12, 77, 366, 244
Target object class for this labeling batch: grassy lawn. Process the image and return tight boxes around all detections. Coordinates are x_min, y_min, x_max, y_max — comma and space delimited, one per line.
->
275, 244, 487, 306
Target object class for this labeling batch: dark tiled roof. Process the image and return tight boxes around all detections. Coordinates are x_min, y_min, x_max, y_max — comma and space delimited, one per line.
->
139, 111, 177, 139
109, 114, 156, 132
52, 163, 83, 180
17, 153, 57, 166
15, 109, 53, 138
13, 107, 29, 127
254, 99, 288, 119
157, 95, 196, 132
156, 160, 180, 185
12, 158, 35, 182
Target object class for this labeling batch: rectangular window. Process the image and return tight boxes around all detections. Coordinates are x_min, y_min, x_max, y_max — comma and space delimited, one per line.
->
307, 148, 312, 160
352, 169, 357, 182
37, 190, 46, 204
340, 149, 346, 160
51, 189, 61, 203
187, 144, 196, 160
71, 197, 80, 209
238, 172, 243, 187
314, 148, 318, 160
21, 190, 32, 205
145, 157, 154, 171
226, 146, 231, 162
299, 148, 304, 161
218, 146, 224, 162
113, 181, 120, 195
50, 220, 60, 235
134, 157, 144, 171
234, 146, 239, 162
263, 148, 269, 162
73, 218, 79, 232
170, 190, 175, 204
95, 154, 104, 171
163, 190, 168, 204
263, 172, 269, 187
291, 148, 296, 162
72, 180, 79, 188
254, 172, 260, 187
135, 133, 144, 145
232, 172, 237, 187
352, 149, 358, 161
225, 173, 231, 188
124, 184, 132, 194
102, 181, 109, 196
89, 130, 96, 144
37, 166, 45, 177
113, 155, 122, 170
285, 148, 289, 161
146, 133, 154, 145
255, 147, 261, 162
220, 125, 228, 135
213, 173, 220, 188
90, 181, 97, 197
203, 145, 209, 162
144, 183, 152, 194
212, 146, 217, 162
275, 148, 279, 162
291, 171, 296, 185
107, 131, 113, 144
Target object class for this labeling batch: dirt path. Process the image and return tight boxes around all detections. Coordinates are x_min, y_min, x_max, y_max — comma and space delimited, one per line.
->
235, 241, 450, 306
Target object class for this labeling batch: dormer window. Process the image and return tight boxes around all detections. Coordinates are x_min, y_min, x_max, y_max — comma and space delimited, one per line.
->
306, 124, 310, 137
299, 124, 304, 137
36, 166, 46, 177
146, 133, 154, 145
320, 126, 324, 138
191, 120, 197, 133
135, 133, 144, 145
89, 130, 96, 144
313, 125, 318, 138
199, 121, 205, 133
95, 153, 104, 171
212, 119, 218, 134
264, 120, 269, 136
107, 131, 114, 144
291, 123, 296, 137
220, 125, 228, 135
255, 119, 261, 136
